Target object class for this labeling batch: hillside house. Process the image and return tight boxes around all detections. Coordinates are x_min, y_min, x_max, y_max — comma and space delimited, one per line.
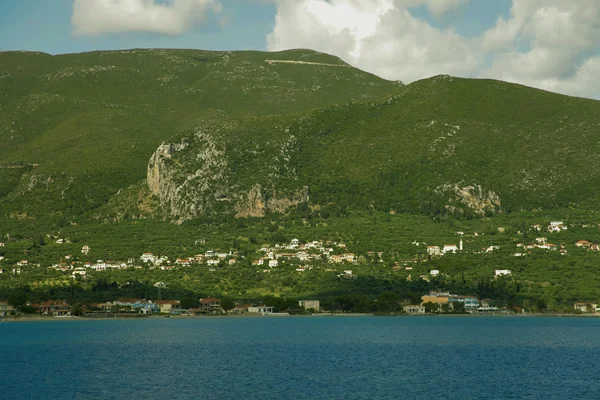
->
16, 260, 28, 266
199, 298, 222, 314
339, 270, 356, 279
207, 259, 220, 266
495, 269, 512, 277
156, 300, 180, 314
590, 244, 600, 251
427, 246, 441, 256
574, 302, 597, 313
228, 258, 237, 265
430, 270, 440, 277
132, 300, 159, 314
268, 259, 279, 268
39, 300, 70, 316
403, 305, 426, 314
532, 225, 542, 231
443, 244, 458, 253
248, 305, 274, 315
114, 298, 143, 307
0, 301, 14, 316
299, 300, 320, 311
576, 240, 591, 248
0, 242, 4, 247
535, 237, 547, 244
81, 245, 90, 255
141, 253, 155, 263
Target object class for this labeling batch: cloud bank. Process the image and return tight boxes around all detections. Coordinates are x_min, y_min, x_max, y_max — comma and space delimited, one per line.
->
72, 0, 222, 36
267, 0, 600, 99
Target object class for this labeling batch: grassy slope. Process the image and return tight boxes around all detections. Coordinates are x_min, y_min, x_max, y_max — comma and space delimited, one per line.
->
0, 48, 398, 218
156, 75, 600, 221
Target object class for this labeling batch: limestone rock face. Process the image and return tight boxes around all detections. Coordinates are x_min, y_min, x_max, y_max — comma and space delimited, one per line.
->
146, 127, 307, 222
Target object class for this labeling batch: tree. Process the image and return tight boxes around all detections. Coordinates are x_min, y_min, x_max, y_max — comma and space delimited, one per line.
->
536, 299, 547, 312
453, 302, 466, 313
377, 292, 400, 312
423, 302, 439, 313
8, 293, 27, 311
180, 297, 199, 309
220, 297, 235, 313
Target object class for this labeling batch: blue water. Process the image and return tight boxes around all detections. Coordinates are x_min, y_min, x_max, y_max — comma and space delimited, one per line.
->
2, 316, 600, 399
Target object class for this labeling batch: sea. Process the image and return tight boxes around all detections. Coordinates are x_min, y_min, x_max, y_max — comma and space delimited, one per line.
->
2, 316, 600, 400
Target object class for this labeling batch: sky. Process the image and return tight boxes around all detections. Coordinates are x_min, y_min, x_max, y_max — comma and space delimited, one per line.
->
1, 0, 599, 100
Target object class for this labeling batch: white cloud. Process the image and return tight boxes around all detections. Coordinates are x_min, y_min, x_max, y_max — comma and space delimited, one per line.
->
72, 0, 222, 36
481, 0, 600, 98
397, 0, 471, 17
267, 0, 480, 83
267, 0, 600, 99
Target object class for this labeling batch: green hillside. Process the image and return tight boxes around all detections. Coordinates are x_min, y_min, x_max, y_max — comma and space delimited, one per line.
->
0, 48, 399, 220
127, 74, 600, 223
3, 48, 600, 312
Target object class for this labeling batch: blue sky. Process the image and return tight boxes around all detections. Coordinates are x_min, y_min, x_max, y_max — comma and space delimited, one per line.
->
0, 0, 598, 99
0, 0, 510, 54
0, 0, 275, 54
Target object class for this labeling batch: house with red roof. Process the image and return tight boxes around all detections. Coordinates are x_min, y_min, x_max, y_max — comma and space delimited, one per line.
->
199, 298, 222, 314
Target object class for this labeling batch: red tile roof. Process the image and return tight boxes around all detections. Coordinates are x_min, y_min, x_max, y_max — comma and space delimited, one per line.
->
199, 297, 220, 304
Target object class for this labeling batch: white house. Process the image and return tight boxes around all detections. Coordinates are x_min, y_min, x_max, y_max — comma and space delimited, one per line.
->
207, 259, 220, 266
430, 270, 440, 277
427, 246, 441, 256
495, 269, 512, 277
550, 221, 564, 227
141, 252, 155, 263
248, 306, 274, 315
92, 261, 107, 271
81, 245, 90, 255
0, 242, 4, 247
403, 305, 426, 314
268, 259, 279, 268
443, 244, 458, 253
290, 238, 300, 248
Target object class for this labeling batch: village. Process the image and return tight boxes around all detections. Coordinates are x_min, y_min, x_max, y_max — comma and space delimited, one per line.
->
3, 220, 600, 317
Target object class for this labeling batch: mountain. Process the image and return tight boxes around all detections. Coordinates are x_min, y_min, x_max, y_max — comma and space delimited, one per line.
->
121, 75, 600, 222
0, 48, 399, 221
3, 49, 600, 308
2, 48, 600, 226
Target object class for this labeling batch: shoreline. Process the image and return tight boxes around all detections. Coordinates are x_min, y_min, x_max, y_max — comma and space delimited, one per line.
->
2, 312, 600, 322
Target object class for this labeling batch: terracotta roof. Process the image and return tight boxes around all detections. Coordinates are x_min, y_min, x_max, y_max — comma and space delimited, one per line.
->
156, 300, 180, 305
199, 297, 220, 304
